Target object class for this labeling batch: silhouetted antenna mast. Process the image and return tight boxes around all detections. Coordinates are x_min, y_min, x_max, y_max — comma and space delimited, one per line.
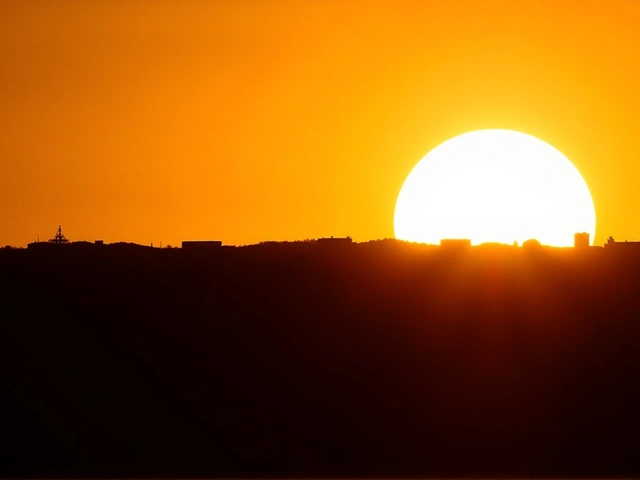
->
49, 225, 70, 244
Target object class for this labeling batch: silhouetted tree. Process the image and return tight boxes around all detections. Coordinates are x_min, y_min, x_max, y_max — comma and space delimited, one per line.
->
522, 238, 542, 248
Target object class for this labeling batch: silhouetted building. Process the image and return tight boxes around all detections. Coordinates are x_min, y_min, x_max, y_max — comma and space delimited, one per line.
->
439, 239, 471, 249
182, 240, 223, 251
607, 240, 640, 251
27, 241, 47, 250
317, 236, 353, 245
95, 240, 104, 246
574, 232, 590, 249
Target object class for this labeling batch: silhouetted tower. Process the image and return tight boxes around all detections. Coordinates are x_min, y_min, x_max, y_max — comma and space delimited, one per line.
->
49, 225, 70, 244
574, 232, 590, 249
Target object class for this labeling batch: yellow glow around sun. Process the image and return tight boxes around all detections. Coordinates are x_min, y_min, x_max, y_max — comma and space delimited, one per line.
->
394, 129, 596, 247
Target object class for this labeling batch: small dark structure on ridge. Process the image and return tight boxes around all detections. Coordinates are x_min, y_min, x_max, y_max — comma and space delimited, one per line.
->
182, 240, 223, 251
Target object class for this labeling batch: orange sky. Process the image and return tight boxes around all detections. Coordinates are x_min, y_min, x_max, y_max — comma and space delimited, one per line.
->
1, 0, 639, 247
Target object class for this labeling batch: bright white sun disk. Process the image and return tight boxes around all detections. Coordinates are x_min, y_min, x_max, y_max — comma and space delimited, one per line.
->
394, 129, 596, 247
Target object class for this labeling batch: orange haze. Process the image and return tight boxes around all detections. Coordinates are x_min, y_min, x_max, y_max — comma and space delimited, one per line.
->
1, 0, 639, 247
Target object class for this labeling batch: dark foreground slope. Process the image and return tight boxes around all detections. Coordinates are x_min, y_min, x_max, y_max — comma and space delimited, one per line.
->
2, 240, 640, 478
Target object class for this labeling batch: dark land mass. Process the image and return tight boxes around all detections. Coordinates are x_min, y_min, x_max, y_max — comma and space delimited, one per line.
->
2, 239, 640, 478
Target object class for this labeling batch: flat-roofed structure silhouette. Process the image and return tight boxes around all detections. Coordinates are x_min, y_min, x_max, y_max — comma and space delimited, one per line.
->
574, 232, 590, 249
182, 240, 222, 250
607, 239, 640, 250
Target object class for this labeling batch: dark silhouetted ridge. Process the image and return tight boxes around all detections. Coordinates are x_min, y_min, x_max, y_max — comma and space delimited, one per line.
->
1, 240, 640, 478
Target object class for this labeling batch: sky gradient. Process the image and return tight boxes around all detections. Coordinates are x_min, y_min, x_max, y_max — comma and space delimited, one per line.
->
2, 0, 639, 247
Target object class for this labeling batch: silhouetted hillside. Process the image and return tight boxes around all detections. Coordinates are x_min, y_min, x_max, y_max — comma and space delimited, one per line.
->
2, 241, 640, 478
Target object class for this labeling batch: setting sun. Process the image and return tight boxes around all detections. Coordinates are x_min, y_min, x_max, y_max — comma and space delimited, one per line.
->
394, 129, 596, 246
